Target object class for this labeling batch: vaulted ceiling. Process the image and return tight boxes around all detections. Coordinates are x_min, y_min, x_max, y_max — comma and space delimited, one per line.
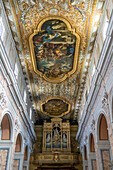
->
3, 0, 105, 121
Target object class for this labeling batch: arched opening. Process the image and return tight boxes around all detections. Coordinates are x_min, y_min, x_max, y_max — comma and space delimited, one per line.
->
89, 134, 97, 169
97, 114, 111, 169
1, 114, 11, 140
84, 145, 87, 160
99, 115, 108, 140
13, 134, 23, 169
24, 146, 28, 161
90, 134, 95, 152
15, 134, 22, 152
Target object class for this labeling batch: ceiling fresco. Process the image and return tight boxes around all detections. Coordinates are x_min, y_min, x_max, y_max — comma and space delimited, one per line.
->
3, 0, 105, 120
41, 98, 70, 117
29, 18, 80, 82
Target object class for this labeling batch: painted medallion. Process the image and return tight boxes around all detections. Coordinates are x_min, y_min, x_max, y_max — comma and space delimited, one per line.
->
29, 18, 80, 82
42, 98, 70, 117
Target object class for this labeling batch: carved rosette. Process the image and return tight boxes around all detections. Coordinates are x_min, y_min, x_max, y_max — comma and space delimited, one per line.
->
102, 90, 108, 108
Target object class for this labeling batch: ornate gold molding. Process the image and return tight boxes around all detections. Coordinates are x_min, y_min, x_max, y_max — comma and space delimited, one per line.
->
40, 97, 71, 118
29, 16, 80, 83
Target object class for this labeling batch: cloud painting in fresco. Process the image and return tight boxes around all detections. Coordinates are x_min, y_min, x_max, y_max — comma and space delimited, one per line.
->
33, 19, 76, 79
43, 99, 68, 116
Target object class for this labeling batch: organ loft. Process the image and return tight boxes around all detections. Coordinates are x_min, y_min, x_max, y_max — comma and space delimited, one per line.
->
30, 118, 82, 169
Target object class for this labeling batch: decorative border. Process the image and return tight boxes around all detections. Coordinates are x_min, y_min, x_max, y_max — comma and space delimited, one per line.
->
91, 159, 97, 170
0, 148, 9, 170
40, 97, 70, 118
101, 149, 111, 170
29, 16, 80, 83
14, 159, 20, 170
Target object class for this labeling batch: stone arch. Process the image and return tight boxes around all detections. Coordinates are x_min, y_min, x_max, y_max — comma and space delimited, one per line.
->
89, 133, 95, 152
96, 111, 108, 142
13, 132, 24, 169
88, 133, 97, 169
15, 133, 22, 152
96, 112, 111, 170
1, 113, 12, 140
99, 114, 108, 140
0, 109, 14, 140
24, 145, 28, 161
84, 145, 87, 160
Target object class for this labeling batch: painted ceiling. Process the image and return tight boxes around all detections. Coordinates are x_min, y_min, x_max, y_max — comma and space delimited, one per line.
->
3, 0, 105, 120
41, 98, 70, 117
29, 19, 79, 82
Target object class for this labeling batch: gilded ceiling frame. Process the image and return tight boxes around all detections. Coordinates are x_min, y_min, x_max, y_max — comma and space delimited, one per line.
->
40, 97, 71, 118
29, 16, 80, 83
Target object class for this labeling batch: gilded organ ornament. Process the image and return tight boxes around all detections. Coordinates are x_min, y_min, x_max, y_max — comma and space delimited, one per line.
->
43, 118, 71, 152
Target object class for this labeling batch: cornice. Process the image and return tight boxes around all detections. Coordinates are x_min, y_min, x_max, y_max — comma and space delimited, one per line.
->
76, 11, 113, 143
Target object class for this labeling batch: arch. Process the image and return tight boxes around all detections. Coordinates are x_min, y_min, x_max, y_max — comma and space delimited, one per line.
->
99, 114, 108, 140
84, 145, 87, 160
15, 133, 22, 152
90, 134, 95, 152
24, 146, 28, 161
1, 109, 14, 140
1, 114, 11, 140
36, 16, 73, 31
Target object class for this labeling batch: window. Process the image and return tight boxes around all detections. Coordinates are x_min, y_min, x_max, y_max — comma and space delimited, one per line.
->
0, 17, 5, 41
30, 108, 32, 120
14, 63, 19, 79
24, 90, 27, 102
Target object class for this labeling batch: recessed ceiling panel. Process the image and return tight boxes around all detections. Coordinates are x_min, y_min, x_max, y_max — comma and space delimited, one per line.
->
29, 18, 80, 83
41, 98, 70, 117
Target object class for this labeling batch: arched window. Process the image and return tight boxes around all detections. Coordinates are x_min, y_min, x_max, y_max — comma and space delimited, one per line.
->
1, 114, 11, 140
15, 134, 22, 152
84, 145, 87, 160
0, 17, 5, 41
24, 146, 28, 161
99, 115, 108, 140
90, 134, 95, 152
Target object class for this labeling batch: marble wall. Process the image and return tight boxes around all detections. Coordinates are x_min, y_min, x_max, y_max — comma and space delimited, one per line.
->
0, 1, 37, 169
76, 6, 113, 170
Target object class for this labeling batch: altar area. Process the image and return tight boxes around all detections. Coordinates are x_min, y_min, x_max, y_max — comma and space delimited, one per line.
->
30, 118, 82, 170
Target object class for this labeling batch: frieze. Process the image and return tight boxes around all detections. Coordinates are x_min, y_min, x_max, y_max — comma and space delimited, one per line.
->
15, 118, 20, 131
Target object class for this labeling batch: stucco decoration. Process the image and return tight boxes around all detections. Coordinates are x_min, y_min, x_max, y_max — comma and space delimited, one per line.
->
4, 0, 105, 119
102, 90, 108, 107
0, 84, 6, 108
91, 119, 95, 131
15, 119, 20, 131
